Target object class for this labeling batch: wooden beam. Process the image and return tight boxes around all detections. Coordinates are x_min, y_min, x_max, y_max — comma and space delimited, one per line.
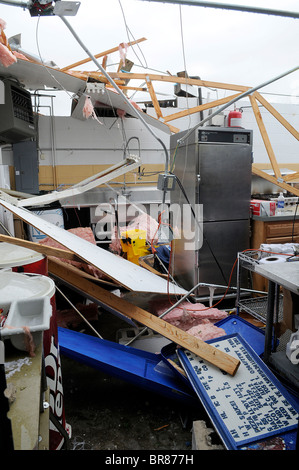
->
108, 73, 249, 93
145, 75, 163, 120
48, 258, 240, 376
65, 70, 126, 86
283, 171, 299, 182
163, 92, 243, 123
254, 92, 299, 141
60, 37, 147, 72
249, 94, 282, 180
0, 234, 81, 262
252, 165, 299, 197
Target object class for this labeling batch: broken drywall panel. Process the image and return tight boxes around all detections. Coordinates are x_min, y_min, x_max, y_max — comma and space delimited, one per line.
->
0, 199, 187, 295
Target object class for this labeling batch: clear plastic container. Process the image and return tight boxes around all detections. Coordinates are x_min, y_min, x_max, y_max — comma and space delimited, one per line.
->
276, 192, 285, 214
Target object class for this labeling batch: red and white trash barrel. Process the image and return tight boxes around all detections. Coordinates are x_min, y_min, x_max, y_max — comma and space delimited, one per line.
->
0, 243, 67, 450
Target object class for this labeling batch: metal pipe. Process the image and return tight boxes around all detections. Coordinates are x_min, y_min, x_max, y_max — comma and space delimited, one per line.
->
0, 0, 31, 8
55, 285, 103, 339
178, 64, 299, 145
58, 15, 170, 174
138, 0, 299, 19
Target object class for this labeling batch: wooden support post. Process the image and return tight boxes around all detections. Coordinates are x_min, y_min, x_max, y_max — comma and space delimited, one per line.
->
48, 258, 240, 376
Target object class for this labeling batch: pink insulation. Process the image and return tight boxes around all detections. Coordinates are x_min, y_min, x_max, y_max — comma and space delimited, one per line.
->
39, 227, 107, 279
186, 321, 226, 341
0, 19, 17, 68
151, 300, 227, 341
109, 213, 159, 255
0, 43, 16, 67
83, 96, 95, 119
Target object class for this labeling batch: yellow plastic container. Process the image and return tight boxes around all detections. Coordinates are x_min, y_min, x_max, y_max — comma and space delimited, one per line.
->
120, 229, 148, 264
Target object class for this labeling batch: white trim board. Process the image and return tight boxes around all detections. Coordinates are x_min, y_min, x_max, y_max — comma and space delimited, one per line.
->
0, 199, 187, 295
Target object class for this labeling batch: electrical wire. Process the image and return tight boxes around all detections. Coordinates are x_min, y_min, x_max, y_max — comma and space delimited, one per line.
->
178, 5, 191, 129
35, 16, 73, 101
118, 0, 148, 69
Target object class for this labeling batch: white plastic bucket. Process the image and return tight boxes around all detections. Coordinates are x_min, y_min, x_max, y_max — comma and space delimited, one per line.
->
0, 242, 47, 275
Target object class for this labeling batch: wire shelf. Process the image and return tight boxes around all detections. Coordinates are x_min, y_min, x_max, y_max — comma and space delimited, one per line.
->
238, 250, 262, 272
238, 295, 283, 324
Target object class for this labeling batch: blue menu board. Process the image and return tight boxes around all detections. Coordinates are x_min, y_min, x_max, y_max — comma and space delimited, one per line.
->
178, 334, 299, 450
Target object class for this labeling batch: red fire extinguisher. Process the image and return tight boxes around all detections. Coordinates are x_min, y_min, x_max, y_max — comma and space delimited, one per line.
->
228, 108, 242, 127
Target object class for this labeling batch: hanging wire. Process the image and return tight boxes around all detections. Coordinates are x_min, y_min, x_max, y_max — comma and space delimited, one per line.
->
118, 0, 148, 69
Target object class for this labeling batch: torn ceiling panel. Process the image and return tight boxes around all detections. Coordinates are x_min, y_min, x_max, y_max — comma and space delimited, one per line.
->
0, 199, 187, 295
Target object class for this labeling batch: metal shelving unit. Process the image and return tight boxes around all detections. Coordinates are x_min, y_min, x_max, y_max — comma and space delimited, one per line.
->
236, 250, 288, 352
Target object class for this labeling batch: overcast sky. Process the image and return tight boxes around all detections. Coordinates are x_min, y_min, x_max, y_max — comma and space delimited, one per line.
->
0, 0, 298, 111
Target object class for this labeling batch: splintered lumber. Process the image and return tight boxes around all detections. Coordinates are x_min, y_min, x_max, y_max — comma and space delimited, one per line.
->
48, 258, 240, 376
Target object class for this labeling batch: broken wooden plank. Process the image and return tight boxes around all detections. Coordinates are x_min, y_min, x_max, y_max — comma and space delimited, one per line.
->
0, 200, 187, 295
49, 258, 240, 376
0, 234, 81, 262
108, 72, 249, 93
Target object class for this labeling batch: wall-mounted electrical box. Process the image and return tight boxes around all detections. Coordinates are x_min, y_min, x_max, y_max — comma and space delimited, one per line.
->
0, 80, 36, 143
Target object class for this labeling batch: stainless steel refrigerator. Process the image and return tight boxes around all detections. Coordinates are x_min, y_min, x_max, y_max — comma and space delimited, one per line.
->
169, 126, 252, 298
